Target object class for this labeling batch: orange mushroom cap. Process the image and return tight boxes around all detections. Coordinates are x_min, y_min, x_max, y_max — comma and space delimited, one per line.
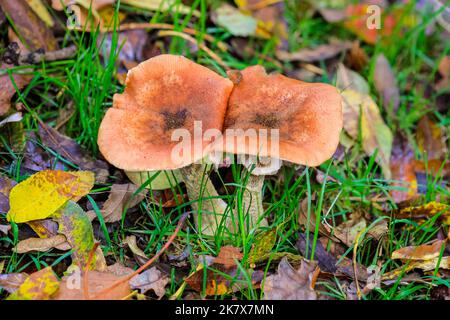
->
213, 65, 343, 167
98, 54, 233, 171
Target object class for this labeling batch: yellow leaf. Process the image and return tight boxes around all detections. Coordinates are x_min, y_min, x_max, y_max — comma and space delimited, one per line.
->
7, 170, 94, 223
25, 0, 54, 27
7, 267, 59, 300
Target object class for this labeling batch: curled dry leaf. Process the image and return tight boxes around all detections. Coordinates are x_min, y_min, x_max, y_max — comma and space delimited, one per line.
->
88, 184, 147, 223
374, 53, 400, 114
130, 267, 170, 298
124, 235, 148, 261
391, 240, 446, 261
7, 170, 95, 223
15, 234, 71, 253
276, 39, 352, 62
264, 257, 319, 300
7, 267, 59, 300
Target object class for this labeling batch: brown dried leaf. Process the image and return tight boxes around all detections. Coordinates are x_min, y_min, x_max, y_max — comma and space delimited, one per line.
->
0, 0, 57, 51
89, 184, 147, 223
0, 175, 16, 212
54, 270, 131, 300
416, 116, 447, 160
374, 54, 399, 114
392, 240, 446, 261
276, 39, 352, 62
38, 123, 110, 183
15, 234, 71, 253
0, 64, 32, 116
0, 272, 28, 293
390, 135, 418, 203
185, 246, 244, 295
124, 235, 148, 260
264, 257, 319, 300
130, 267, 170, 298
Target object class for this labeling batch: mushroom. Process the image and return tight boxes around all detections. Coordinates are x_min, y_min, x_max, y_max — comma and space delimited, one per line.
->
98, 54, 234, 235
213, 65, 343, 229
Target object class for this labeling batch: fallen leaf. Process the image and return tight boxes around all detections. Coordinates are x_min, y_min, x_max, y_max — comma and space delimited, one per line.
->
185, 246, 245, 295
54, 270, 131, 300
0, 224, 10, 234
276, 39, 352, 62
416, 115, 448, 160
212, 246, 243, 268
7, 267, 59, 300
263, 257, 319, 300
213, 3, 257, 37
0, 272, 28, 293
130, 267, 170, 298
25, 0, 54, 27
0, 0, 58, 51
395, 201, 450, 225
53, 201, 105, 270
435, 56, 450, 91
337, 65, 393, 179
0, 112, 22, 127
0, 175, 16, 212
296, 232, 337, 273
248, 229, 276, 265
124, 235, 148, 261
333, 214, 367, 247
88, 184, 146, 223
7, 170, 94, 223
27, 219, 59, 238
15, 234, 71, 253
343, 4, 397, 45
38, 123, 110, 183
374, 53, 400, 114
392, 240, 446, 260
390, 134, 418, 203
235, 0, 288, 44
0, 64, 32, 116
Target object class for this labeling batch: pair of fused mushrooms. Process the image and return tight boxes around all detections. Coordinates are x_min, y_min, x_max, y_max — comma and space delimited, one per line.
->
98, 54, 343, 235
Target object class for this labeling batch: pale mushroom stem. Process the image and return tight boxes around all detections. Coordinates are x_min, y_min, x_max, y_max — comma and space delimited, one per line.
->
179, 164, 232, 236
240, 167, 268, 229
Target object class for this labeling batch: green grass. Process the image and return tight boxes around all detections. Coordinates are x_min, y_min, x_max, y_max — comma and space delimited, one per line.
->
0, 0, 449, 300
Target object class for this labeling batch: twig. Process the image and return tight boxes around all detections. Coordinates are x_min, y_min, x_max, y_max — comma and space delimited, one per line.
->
90, 212, 189, 299
4, 44, 78, 66
71, 22, 229, 52
157, 30, 229, 70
